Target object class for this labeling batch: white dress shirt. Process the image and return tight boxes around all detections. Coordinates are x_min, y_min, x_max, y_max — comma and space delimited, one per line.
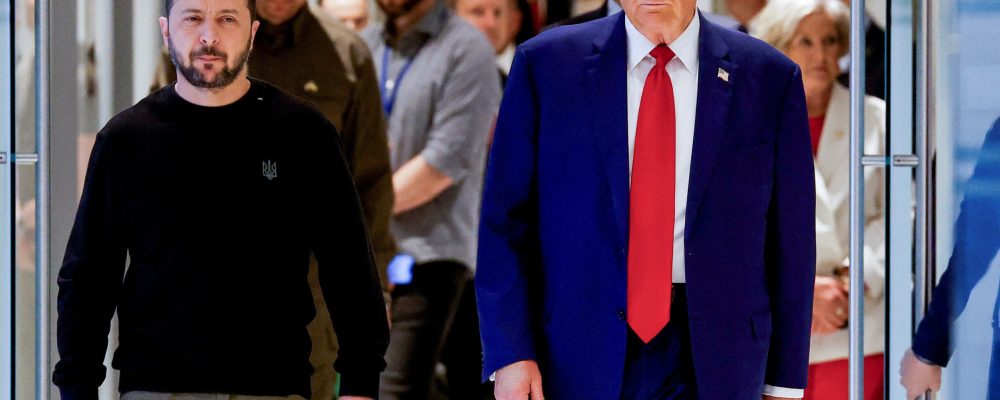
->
624, 14, 803, 399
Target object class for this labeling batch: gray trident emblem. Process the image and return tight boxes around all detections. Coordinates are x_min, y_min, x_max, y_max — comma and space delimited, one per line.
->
263, 160, 278, 180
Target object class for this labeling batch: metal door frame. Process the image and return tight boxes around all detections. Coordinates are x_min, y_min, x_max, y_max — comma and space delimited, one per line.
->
886, 0, 917, 398
1, 0, 14, 399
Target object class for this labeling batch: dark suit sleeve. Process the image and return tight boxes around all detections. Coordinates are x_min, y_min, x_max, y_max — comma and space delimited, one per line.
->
308, 119, 389, 397
476, 45, 542, 381
52, 131, 128, 400
913, 118, 1000, 366
763, 66, 817, 389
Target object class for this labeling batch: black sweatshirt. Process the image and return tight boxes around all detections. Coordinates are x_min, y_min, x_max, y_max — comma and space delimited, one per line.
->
52, 79, 389, 400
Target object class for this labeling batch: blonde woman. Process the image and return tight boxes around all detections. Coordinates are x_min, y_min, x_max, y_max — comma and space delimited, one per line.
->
752, 0, 886, 398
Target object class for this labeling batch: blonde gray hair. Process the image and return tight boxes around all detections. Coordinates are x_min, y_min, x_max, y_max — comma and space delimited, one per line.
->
749, 0, 850, 57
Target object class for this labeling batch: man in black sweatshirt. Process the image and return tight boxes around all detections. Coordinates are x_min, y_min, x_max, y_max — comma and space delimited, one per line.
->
51, 1, 388, 399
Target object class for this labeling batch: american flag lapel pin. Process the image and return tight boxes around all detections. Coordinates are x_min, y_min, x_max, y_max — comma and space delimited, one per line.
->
717, 68, 730, 83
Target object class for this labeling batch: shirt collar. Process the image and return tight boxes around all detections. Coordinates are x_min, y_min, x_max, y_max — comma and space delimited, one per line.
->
624, 10, 700, 74
497, 44, 516, 75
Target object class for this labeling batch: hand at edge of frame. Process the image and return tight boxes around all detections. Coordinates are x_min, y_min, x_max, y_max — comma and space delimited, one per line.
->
494, 360, 545, 400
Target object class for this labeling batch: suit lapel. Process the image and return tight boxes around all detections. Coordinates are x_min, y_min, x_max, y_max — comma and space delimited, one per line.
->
686, 16, 737, 240
585, 13, 630, 248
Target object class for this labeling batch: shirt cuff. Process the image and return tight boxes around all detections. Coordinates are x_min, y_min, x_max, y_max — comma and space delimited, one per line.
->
420, 142, 473, 183
763, 384, 804, 398
489, 371, 497, 382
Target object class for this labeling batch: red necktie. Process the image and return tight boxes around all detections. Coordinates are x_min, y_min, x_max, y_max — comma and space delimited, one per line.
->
628, 45, 676, 343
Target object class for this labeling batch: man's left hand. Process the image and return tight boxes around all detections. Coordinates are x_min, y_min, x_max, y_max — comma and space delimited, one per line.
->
900, 348, 941, 399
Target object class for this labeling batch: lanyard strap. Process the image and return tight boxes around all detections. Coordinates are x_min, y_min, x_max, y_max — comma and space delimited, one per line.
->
380, 46, 420, 117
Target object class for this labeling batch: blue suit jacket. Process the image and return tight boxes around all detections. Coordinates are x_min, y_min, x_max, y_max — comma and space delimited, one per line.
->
913, 117, 1000, 372
477, 12, 816, 399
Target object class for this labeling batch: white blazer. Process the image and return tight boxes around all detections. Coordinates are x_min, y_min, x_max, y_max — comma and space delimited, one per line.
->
809, 83, 886, 364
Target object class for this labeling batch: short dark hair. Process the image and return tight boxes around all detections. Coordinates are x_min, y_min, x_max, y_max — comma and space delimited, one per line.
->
165, 0, 258, 21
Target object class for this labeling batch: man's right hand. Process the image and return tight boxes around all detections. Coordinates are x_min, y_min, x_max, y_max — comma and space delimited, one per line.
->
494, 360, 545, 400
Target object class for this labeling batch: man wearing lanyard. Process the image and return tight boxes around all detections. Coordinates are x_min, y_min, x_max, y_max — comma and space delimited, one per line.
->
361, 0, 501, 398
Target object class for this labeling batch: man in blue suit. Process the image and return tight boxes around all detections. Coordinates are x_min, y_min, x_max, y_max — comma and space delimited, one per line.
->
476, 0, 817, 398
900, 116, 1000, 399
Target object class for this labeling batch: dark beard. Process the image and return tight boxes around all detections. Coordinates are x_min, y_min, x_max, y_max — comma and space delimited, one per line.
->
379, 0, 425, 20
169, 36, 252, 89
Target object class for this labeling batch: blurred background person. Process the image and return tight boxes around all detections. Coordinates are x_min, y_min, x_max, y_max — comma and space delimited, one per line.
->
834, 0, 885, 100
320, 0, 371, 31
253, 2, 396, 399
253, 1, 396, 398
361, 0, 502, 398
753, 0, 886, 398
450, 0, 523, 82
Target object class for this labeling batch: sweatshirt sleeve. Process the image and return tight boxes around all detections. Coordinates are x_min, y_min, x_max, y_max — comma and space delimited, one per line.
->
307, 117, 390, 398
52, 130, 129, 400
